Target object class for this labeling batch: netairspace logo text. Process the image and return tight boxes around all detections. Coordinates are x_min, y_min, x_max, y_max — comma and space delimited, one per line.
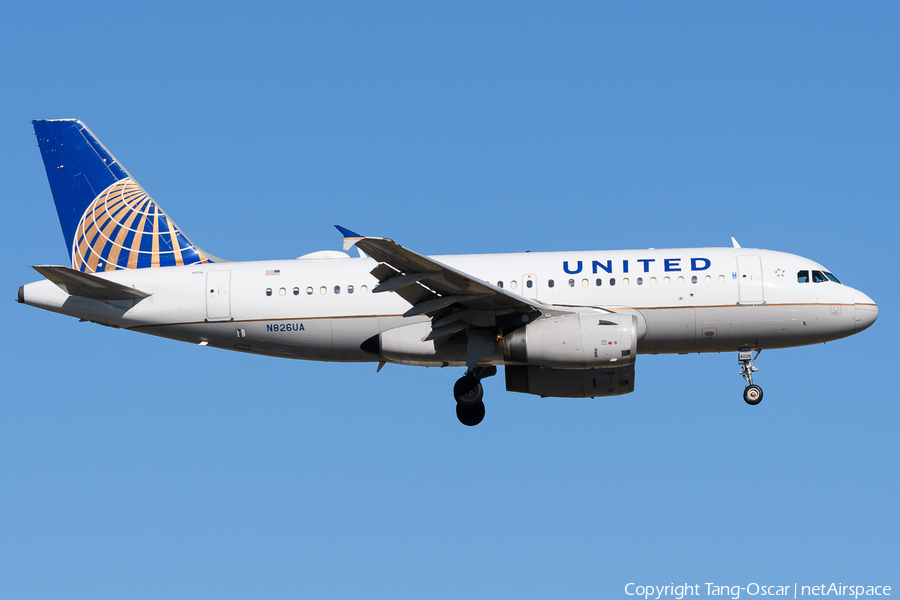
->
625, 583, 891, 600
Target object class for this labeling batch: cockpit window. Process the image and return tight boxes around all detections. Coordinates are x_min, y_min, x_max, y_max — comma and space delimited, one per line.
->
812, 270, 828, 283
824, 272, 842, 284
797, 270, 809, 283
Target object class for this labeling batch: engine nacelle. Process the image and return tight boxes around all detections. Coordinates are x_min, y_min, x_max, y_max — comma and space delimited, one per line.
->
502, 313, 637, 369
505, 364, 635, 398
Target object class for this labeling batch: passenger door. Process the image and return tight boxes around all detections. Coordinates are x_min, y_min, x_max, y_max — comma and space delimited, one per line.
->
736, 256, 764, 305
206, 270, 232, 321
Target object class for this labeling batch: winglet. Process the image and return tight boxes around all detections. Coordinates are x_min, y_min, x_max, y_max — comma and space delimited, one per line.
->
335, 225, 362, 238
335, 225, 367, 256
731, 237, 741, 249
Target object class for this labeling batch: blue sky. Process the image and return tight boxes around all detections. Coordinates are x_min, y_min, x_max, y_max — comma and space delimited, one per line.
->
1, 2, 897, 598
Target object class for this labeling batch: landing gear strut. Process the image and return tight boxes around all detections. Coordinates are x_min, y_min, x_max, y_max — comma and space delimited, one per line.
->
739, 348, 763, 405
454, 366, 496, 426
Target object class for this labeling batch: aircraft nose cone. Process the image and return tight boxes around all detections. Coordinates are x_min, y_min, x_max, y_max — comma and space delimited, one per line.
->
855, 294, 878, 332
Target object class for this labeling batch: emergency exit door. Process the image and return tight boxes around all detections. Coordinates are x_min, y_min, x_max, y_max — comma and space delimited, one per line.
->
206, 270, 232, 321
522, 274, 537, 299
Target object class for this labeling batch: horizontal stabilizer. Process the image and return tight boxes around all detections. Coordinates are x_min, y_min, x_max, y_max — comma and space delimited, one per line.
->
33, 265, 151, 300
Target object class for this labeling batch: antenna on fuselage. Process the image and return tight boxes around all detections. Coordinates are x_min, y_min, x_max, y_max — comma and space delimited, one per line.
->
731, 237, 742, 249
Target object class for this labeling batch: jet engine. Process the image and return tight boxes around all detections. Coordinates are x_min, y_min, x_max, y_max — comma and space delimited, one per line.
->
502, 313, 637, 369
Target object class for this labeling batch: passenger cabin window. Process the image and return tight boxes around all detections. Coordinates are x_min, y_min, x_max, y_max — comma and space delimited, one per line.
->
637, 277, 643, 285
265, 288, 272, 297
306, 286, 313, 295
691, 276, 697, 284
812, 270, 828, 283
510, 280, 518, 289
595, 278, 602, 286
568, 279, 575, 287
361, 285, 368, 293
279, 287, 286, 296
797, 270, 809, 283
610, 278, 616, 286
497, 281, 503, 288
320, 286, 327, 295
293, 287, 300, 296
526, 280, 533, 289
348, 285, 354, 294
548, 279, 555, 288
334, 286, 341, 294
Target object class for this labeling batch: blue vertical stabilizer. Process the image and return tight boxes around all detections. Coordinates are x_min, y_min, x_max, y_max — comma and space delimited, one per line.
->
33, 120, 130, 258
32, 119, 216, 272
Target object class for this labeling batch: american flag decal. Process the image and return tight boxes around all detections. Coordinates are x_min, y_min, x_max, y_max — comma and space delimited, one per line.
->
266, 269, 281, 276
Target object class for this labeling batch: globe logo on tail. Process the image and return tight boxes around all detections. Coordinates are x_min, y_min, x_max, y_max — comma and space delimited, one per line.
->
72, 178, 212, 272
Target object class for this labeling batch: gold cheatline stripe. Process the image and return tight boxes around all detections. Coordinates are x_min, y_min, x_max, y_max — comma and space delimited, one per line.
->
128, 314, 407, 330
607, 302, 864, 310
127, 302, 873, 331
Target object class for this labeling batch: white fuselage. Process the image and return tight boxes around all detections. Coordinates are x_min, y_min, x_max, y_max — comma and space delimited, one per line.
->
20, 247, 878, 366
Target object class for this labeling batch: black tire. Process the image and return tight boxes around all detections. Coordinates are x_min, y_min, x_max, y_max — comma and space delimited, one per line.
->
453, 375, 483, 405
456, 400, 485, 426
743, 384, 763, 405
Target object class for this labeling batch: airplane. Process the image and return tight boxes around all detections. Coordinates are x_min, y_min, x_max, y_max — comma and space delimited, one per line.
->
18, 119, 879, 426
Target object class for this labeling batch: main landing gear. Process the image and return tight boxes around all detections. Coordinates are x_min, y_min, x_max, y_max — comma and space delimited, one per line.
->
453, 366, 496, 426
739, 348, 763, 405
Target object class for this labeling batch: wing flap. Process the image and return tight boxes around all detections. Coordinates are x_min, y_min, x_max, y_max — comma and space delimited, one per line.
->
354, 237, 544, 313
373, 271, 438, 293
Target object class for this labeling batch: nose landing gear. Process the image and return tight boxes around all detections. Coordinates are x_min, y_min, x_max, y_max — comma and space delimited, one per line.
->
453, 366, 496, 426
739, 348, 763, 405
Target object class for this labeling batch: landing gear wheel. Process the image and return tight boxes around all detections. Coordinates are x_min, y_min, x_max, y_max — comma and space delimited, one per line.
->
452, 368, 495, 426
743, 384, 763, 406
738, 348, 763, 406
456, 400, 485, 426
453, 375, 483, 405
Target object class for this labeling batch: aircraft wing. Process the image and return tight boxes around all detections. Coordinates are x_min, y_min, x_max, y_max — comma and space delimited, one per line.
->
341, 230, 544, 317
